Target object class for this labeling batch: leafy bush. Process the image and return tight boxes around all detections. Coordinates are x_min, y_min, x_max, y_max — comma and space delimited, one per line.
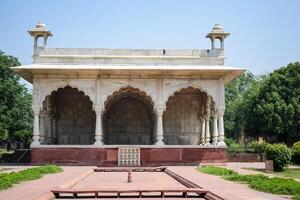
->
265, 143, 292, 171
198, 166, 300, 199
198, 166, 236, 176
224, 138, 236, 147
249, 141, 267, 161
0, 165, 62, 190
292, 141, 300, 164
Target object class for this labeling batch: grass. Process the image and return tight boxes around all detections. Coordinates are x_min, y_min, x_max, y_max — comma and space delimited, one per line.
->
0, 165, 62, 190
248, 168, 300, 179
198, 166, 300, 199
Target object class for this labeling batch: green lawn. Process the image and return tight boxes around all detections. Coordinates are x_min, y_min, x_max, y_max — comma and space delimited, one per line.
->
248, 168, 300, 179
0, 165, 62, 190
274, 168, 300, 179
198, 166, 300, 200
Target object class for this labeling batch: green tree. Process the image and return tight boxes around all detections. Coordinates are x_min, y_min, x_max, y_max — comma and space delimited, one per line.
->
0, 50, 32, 148
224, 71, 257, 142
246, 62, 300, 144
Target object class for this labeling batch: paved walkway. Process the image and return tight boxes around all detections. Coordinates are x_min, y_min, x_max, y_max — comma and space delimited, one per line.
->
168, 166, 289, 200
0, 164, 293, 200
0, 166, 92, 200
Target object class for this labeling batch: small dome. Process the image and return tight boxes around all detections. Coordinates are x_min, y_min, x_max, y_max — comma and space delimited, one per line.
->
36, 21, 46, 28
212, 24, 224, 32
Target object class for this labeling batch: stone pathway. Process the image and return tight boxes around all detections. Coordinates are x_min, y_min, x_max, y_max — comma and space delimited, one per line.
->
0, 164, 293, 200
0, 166, 92, 200
168, 166, 289, 200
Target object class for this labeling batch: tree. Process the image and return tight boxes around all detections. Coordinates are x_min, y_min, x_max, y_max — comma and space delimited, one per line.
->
246, 62, 300, 144
0, 50, 32, 148
224, 71, 257, 142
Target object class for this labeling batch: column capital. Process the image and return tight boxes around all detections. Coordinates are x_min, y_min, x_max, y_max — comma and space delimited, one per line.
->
217, 108, 225, 116
94, 105, 103, 114
32, 105, 40, 114
156, 104, 165, 115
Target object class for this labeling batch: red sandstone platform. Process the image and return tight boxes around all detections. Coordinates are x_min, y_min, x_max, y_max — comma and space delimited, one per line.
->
31, 146, 226, 166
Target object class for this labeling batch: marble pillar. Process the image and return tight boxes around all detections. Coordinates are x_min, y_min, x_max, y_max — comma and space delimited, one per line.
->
155, 105, 164, 145
94, 106, 103, 145
212, 114, 218, 145
218, 109, 226, 146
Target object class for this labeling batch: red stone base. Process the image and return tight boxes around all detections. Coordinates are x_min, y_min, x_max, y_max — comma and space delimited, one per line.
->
31, 147, 226, 166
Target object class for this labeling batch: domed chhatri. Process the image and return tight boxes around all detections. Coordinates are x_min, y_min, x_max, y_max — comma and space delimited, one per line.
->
28, 22, 53, 48
206, 24, 230, 50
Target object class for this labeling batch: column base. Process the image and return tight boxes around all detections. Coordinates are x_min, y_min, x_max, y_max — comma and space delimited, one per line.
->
94, 140, 103, 145
204, 143, 211, 146
217, 141, 226, 147
155, 140, 164, 146
30, 141, 40, 147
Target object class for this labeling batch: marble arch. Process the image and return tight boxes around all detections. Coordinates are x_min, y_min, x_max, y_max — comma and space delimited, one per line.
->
103, 86, 156, 145
40, 86, 95, 145
37, 79, 96, 109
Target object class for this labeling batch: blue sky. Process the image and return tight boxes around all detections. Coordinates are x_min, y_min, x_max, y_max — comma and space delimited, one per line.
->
1, 0, 300, 86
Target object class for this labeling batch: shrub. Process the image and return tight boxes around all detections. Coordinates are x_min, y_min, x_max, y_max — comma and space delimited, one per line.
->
265, 143, 292, 171
292, 141, 300, 164
224, 138, 236, 147
249, 141, 267, 161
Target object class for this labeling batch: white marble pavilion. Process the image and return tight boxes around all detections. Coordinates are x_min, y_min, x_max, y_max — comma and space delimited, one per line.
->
12, 22, 244, 165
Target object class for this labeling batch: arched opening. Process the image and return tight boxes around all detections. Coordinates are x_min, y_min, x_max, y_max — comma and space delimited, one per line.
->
41, 86, 95, 145
214, 38, 222, 49
103, 87, 155, 145
163, 87, 213, 145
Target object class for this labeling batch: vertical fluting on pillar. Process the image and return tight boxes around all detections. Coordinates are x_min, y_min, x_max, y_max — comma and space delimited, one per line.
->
200, 117, 205, 145
31, 81, 40, 147
155, 79, 164, 145
204, 96, 212, 145
218, 109, 226, 146
31, 107, 40, 146
39, 110, 45, 144
94, 78, 103, 145
212, 114, 218, 145
155, 106, 164, 145
94, 106, 103, 145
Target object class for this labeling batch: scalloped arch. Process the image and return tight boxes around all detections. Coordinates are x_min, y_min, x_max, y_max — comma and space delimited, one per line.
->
162, 80, 219, 109
39, 83, 95, 109
103, 86, 155, 113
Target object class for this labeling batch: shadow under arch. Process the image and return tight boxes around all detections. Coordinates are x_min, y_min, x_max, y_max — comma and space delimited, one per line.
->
41, 86, 95, 145
103, 86, 156, 145
163, 86, 216, 145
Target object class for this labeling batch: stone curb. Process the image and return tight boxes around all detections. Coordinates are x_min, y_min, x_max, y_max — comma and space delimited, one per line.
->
34, 168, 94, 200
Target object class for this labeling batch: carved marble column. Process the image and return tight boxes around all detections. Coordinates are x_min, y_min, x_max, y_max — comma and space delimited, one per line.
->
212, 113, 218, 145
94, 78, 103, 145
39, 110, 45, 144
204, 97, 212, 145
31, 106, 40, 146
204, 115, 211, 145
31, 81, 40, 147
94, 105, 103, 145
200, 117, 205, 145
218, 109, 226, 146
155, 105, 164, 145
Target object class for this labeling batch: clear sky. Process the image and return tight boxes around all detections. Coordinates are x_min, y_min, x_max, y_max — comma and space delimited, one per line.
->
1, 0, 300, 86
